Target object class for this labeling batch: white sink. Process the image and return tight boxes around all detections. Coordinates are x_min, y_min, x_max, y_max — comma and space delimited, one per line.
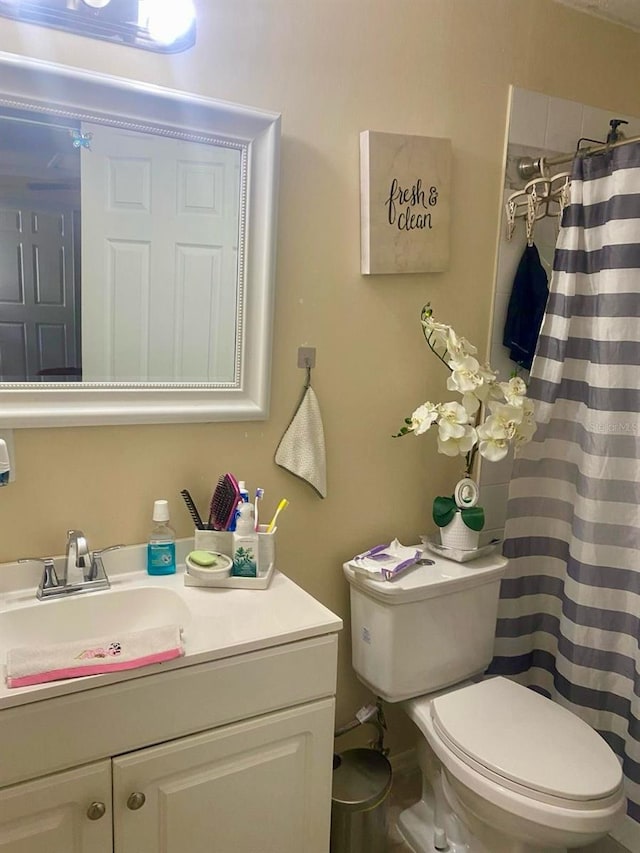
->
0, 541, 342, 709
0, 586, 191, 660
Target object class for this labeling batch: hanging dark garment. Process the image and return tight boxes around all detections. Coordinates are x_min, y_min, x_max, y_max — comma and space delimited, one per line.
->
502, 243, 549, 370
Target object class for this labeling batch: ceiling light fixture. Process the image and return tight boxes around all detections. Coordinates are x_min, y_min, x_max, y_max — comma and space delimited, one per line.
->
0, 0, 197, 53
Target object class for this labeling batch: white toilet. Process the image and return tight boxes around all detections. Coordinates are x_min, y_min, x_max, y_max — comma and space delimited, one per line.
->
343, 553, 625, 853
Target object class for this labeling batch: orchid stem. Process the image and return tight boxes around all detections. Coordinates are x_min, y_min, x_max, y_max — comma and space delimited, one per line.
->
423, 330, 450, 370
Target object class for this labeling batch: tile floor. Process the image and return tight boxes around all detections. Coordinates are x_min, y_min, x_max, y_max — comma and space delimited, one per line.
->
385, 765, 629, 853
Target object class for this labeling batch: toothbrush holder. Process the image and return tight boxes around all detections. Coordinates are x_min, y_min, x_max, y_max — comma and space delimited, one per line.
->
194, 529, 233, 557
194, 526, 276, 574
257, 524, 276, 571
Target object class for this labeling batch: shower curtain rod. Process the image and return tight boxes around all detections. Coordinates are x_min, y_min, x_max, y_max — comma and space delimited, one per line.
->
517, 132, 640, 180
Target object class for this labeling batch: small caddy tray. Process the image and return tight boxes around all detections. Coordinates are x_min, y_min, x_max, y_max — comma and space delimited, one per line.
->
184, 561, 275, 589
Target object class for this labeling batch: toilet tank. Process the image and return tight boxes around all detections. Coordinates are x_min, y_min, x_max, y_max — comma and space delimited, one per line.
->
343, 553, 507, 702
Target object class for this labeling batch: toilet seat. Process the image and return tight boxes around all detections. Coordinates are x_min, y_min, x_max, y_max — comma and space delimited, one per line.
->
428, 677, 622, 806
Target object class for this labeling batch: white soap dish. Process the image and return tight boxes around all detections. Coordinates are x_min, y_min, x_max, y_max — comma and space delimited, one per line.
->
184, 551, 233, 582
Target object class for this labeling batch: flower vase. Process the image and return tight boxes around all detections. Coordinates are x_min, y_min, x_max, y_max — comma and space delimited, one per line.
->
434, 478, 484, 552
439, 511, 480, 551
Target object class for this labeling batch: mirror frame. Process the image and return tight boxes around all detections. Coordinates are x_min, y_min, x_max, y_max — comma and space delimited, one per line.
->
0, 51, 280, 427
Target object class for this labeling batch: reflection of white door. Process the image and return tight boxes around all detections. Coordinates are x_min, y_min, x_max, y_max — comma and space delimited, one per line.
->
0, 205, 78, 381
81, 122, 240, 383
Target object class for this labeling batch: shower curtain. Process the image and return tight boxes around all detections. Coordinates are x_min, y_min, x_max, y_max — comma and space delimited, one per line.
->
489, 141, 640, 820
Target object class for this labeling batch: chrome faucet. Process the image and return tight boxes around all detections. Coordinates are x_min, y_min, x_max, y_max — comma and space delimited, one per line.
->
65, 529, 91, 586
20, 530, 120, 600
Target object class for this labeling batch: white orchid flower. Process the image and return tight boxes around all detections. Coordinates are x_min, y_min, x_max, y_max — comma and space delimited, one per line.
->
488, 402, 525, 436
514, 398, 537, 445
422, 316, 450, 349
446, 327, 478, 358
499, 376, 528, 407
436, 402, 477, 456
476, 415, 511, 461
476, 362, 498, 399
410, 402, 440, 435
438, 401, 471, 431
522, 398, 536, 419
446, 355, 483, 394
514, 416, 537, 445
437, 424, 477, 457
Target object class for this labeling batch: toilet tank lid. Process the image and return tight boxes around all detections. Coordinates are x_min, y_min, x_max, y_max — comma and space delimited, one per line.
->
431, 677, 623, 801
342, 553, 506, 604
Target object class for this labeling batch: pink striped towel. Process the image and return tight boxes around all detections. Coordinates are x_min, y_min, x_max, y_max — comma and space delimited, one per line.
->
6, 624, 184, 688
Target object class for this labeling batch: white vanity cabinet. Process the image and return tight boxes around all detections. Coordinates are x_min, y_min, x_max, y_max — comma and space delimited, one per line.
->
114, 698, 334, 853
0, 697, 334, 853
0, 566, 342, 853
0, 761, 112, 853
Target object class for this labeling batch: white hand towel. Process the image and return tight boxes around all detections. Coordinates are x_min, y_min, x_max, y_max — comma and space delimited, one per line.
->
275, 384, 327, 498
6, 623, 184, 688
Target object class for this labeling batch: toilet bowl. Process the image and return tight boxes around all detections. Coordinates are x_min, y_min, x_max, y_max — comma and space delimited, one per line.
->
403, 678, 625, 852
342, 555, 626, 853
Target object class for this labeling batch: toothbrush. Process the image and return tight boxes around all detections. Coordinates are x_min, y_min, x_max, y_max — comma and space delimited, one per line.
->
267, 498, 289, 533
255, 487, 264, 531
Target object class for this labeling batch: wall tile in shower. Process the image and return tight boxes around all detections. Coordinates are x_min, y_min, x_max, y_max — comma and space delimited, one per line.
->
545, 96, 584, 153
509, 88, 549, 148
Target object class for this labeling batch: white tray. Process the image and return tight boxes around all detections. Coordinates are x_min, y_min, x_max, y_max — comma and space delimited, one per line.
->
184, 562, 275, 589
422, 537, 501, 564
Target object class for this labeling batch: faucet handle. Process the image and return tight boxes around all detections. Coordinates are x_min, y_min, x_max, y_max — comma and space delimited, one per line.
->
87, 544, 123, 582
18, 557, 59, 591
93, 544, 124, 557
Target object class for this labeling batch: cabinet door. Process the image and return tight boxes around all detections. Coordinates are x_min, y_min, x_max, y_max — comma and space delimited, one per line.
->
0, 760, 111, 853
113, 698, 335, 853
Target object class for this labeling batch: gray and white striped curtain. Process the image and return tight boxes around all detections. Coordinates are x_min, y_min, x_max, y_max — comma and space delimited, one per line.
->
490, 141, 640, 819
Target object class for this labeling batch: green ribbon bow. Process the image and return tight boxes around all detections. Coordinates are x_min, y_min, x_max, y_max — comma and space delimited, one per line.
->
432, 495, 485, 531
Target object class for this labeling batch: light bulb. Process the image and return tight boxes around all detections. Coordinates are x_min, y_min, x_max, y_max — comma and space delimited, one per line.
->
143, 0, 196, 45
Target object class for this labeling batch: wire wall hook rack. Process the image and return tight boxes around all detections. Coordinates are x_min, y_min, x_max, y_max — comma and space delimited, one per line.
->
505, 160, 571, 244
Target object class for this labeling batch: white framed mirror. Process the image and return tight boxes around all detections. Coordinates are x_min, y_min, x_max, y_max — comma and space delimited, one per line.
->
0, 51, 280, 426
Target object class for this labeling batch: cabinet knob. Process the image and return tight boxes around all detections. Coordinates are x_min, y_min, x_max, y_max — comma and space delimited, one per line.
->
87, 801, 106, 820
127, 792, 146, 810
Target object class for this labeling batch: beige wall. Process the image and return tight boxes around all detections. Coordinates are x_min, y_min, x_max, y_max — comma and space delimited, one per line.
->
0, 0, 639, 754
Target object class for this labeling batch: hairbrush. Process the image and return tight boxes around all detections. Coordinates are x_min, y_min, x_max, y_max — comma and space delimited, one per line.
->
208, 473, 241, 530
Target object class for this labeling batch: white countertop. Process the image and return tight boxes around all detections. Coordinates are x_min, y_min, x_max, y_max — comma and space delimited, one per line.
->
0, 540, 342, 710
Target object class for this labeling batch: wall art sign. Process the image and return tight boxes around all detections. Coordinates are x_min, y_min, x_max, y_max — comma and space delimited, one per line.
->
360, 130, 451, 275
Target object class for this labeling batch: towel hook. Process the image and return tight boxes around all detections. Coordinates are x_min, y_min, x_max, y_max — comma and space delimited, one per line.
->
297, 346, 316, 388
